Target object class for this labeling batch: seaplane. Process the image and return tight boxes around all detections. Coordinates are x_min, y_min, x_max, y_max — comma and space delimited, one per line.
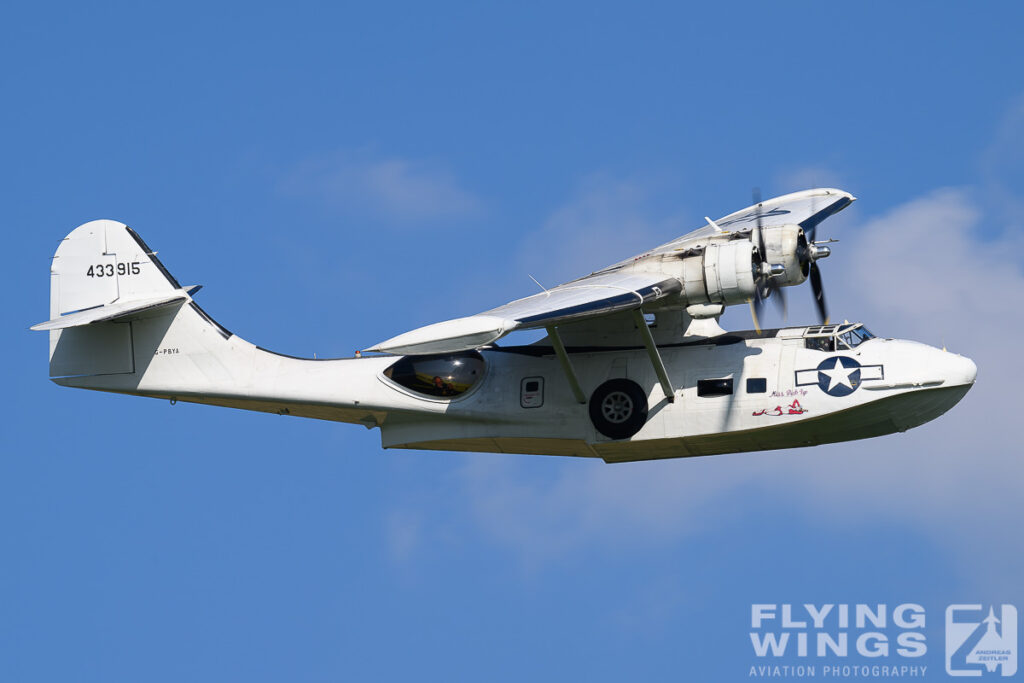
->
33, 188, 976, 463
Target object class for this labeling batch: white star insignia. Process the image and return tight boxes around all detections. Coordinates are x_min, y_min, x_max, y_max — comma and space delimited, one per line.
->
820, 358, 857, 392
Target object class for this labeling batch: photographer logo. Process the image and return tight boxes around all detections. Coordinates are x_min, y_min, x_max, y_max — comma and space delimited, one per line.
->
946, 604, 1017, 677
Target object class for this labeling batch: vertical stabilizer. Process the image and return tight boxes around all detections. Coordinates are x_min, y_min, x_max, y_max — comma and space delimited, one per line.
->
44, 220, 190, 378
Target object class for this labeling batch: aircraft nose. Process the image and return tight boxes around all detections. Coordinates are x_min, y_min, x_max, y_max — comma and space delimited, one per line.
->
945, 353, 977, 387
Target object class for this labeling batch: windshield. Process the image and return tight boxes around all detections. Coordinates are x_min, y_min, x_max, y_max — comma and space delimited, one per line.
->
804, 324, 875, 351
839, 326, 875, 349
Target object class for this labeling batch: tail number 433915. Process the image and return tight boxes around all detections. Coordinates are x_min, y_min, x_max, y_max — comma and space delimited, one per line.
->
86, 262, 141, 277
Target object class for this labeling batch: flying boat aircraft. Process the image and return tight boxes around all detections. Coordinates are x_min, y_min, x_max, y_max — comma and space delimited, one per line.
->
33, 188, 976, 462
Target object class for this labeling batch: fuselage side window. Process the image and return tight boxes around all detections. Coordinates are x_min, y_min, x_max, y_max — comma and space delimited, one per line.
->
746, 378, 767, 393
698, 378, 733, 397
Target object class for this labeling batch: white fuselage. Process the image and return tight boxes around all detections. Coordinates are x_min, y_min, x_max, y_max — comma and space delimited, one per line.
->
54, 304, 975, 463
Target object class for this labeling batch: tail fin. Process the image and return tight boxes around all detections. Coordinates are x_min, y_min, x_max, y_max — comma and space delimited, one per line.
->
44, 219, 181, 317
34, 220, 226, 379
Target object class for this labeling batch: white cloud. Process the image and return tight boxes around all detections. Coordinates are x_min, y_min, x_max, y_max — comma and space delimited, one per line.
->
282, 151, 481, 223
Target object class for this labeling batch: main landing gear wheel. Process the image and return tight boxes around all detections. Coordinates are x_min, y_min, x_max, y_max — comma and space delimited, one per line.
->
589, 379, 649, 440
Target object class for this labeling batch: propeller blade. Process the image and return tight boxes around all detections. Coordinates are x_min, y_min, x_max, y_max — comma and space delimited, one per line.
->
809, 262, 828, 324
749, 298, 763, 334
770, 281, 788, 321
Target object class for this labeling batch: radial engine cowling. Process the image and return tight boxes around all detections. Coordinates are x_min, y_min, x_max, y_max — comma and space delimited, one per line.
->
680, 241, 757, 306
760, 223, 809, 287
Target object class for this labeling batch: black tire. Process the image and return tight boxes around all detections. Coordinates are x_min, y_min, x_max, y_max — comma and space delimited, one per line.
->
589, 378, 648, 440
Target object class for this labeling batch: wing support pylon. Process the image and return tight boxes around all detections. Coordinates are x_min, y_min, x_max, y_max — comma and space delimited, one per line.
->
546, 325, 586, 404
632, 310, 675, 402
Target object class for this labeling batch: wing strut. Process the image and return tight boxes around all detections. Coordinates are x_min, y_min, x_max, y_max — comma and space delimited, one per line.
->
546, 326, 586, 404
632, 310, 675, 403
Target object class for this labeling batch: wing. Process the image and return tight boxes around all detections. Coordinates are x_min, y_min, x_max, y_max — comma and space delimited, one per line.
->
367, 271, 682, 355
368, 188, 854, 355
626, 187, 854, 264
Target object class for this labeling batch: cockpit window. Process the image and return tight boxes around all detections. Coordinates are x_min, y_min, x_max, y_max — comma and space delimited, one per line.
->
383, 351, 485, 398
805, 336, 837, 352
839, 326, 875, 349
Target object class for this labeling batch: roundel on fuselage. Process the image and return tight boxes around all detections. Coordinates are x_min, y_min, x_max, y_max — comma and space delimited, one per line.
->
816, 356, 862, 397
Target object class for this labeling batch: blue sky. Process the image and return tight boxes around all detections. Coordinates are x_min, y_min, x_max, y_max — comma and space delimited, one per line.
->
3, 3, 1023, 681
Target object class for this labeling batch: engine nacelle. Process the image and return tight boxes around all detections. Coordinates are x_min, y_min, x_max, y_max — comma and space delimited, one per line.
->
760, 223, 809, 287
680, 241, 757, 306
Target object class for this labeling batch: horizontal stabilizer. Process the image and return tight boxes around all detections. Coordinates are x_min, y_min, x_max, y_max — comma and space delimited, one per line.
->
30, 289, 193, 331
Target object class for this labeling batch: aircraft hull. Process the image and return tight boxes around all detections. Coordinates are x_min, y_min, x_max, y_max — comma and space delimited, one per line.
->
50, 303, 975, 462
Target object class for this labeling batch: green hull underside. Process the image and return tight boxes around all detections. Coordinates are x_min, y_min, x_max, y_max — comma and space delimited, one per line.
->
394, 385, 972, 463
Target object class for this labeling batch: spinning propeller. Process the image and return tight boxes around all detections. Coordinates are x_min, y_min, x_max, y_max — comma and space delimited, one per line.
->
748, 188, 834, 331
749, 188, 786, 332
799, 200, 833, 325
